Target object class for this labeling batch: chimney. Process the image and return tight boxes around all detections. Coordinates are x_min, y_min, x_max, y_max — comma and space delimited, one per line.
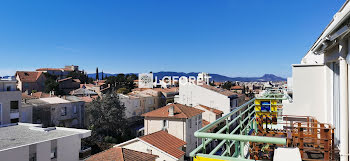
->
168, 105, 174, 117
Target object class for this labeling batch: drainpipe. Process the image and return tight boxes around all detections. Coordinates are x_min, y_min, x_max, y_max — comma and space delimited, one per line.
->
339, 39, 349, 161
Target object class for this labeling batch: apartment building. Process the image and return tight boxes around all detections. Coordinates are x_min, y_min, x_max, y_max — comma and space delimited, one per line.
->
0, 123, 91, 161
193, 104, 223, 123
36, 65, 79, 78
0, 78, 21, 125
282, 1, 350, 160
58, 77, 80, 94
117, 130, 186, 161
119, 89, 165, 118
15, 71, 46, 93
21, 97, 85, 128
177, 81, 241, 115
142, 103, 204, 157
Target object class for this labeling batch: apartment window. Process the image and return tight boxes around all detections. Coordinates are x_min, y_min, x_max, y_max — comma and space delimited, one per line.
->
73, 106, 77, 114
189, 118, 192, 128
10, 101, 18, 110
29, 153, 37, 161
51, 140, 57, 160
50, 147, 57, 159
163, 120, 168, 128
61, 107, 67, 116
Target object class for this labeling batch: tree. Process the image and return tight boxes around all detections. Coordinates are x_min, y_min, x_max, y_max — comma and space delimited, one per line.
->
86, 92, 131, 143
96, 67, 99, 80
43, 73, 61, 94
101, 70, 104, 80
221, 81, 233, 90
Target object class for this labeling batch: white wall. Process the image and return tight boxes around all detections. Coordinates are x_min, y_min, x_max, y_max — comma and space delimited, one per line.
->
283, 64, 329, 123
178, 83, 231, 115
57, 135, 81, 161
37, 141, 51, 161
0, 146, 29, 161
120, 140, 183, 161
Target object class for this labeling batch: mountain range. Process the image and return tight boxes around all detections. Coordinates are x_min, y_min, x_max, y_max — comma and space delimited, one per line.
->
88, 72, 286, 82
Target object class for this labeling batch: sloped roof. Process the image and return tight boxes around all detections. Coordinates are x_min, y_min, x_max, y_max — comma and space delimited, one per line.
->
142, 103, 204, 119
199, 83, 236, 97
16, 71, 44, 82
140, 131, 186, 159
58, 77, 81, 83
231, 85, 243, 90
196, 104, 223, 115
86, 147, 158, 161
71, 88, 97, 95
202, 119, 210, 127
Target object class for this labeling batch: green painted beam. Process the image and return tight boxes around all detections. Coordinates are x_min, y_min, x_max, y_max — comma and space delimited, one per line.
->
194, 133, 287, 145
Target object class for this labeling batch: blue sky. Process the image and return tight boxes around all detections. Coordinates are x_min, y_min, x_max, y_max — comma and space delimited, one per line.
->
0, 0, 345, 77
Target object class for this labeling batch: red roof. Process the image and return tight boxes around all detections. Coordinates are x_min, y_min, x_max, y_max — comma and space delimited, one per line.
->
202, 119, 210, 127
140, 131, 186, 159
142, 103, 204, 119
231, 85, 243, 90
36, 68, 73, 72
197, 104, 223, 115
86, 147, 158, 161
58, 77, 81, 83
16, 71, 44, 82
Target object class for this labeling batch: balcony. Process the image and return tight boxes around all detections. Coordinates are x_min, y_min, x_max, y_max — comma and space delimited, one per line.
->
190, 89, 338, 161
10, 109, 19, 119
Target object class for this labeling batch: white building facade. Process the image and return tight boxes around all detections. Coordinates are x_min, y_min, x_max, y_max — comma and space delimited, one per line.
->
0, 78, 21, 125
0, 123, 91, 161
283, 2, 350, 160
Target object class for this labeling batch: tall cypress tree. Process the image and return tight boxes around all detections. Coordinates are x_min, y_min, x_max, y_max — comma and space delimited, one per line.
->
102, 70, 104, 80
96, 67, 99, 80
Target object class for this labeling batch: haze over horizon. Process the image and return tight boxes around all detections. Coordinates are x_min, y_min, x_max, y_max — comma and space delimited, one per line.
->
0, 0, 345, 77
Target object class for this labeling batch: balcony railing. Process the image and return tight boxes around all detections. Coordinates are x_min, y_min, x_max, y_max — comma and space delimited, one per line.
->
190, 90, 337, 161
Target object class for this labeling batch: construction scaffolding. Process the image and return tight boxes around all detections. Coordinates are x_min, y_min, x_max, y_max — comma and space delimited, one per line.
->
190, 89, 338, 161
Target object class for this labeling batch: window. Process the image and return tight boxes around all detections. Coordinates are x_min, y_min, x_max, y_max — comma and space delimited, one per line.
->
73, 106, 77, 114
50, 147, 57, 159
195, 117, 197, 125
10, 101, 18, 110
163, 120, 168, 128
6, 86, 11, 91
29, 153, 37, 161
61, 107, 67, 116
189, 119, 192, 128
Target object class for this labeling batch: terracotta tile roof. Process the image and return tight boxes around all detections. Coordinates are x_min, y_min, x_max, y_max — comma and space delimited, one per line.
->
36, 68, 73, 72
80, 83, 95, 88
199, 83, 237, 97
31, 92, 53, 98
142, 103, 204, 119
231, 85, 243, 90
86, 147, 158, 161
36, 68, 63, 71
152, 87, 179, 93
16, 71, 44, 82
140, 131, 186, 159
197, 104, 223, 115
202, 119, 210, 127
22, 93, 36, 99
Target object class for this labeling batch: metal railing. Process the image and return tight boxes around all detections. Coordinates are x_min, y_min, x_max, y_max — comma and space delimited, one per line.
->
190, 98, 287, 161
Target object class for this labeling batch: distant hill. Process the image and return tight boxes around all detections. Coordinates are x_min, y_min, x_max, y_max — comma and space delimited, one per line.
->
88, 72, 286, 82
